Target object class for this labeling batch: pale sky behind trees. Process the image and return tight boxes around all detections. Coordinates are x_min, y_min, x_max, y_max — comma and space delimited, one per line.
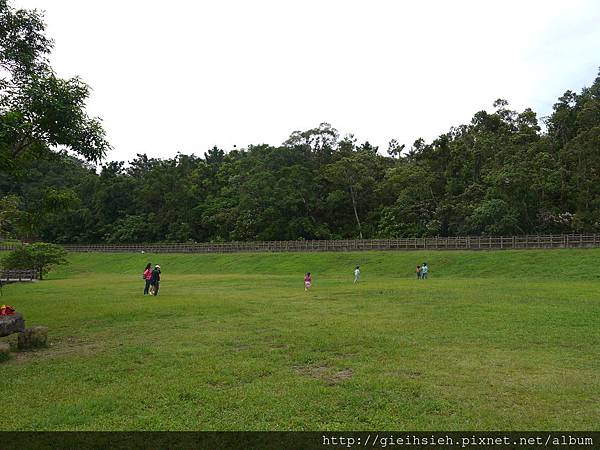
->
13, 0, 600, 163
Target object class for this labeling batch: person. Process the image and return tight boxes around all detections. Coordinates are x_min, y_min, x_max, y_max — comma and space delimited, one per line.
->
304, 272, 312, 291
416, 265, 421, 280
143, 263, 153, 295
150, 264, 161, 296
354, 266, 360, 283
421, 262, 429, 279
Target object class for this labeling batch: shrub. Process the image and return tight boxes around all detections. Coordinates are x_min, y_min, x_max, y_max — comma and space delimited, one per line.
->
1, 243, 68, 280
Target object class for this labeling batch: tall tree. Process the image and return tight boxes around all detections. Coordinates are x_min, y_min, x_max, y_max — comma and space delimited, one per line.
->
0, 0, 110, 176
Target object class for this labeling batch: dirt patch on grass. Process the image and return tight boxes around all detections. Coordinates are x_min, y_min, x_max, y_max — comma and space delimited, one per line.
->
6, 335, 102, 364
294, 363, 329, 378
330, 369, 353, 383
294, 363, 353, 385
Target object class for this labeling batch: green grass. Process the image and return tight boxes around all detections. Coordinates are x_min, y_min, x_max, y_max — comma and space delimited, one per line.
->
1, 249, 599, 430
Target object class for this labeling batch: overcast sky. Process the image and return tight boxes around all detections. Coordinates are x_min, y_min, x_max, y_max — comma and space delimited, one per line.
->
14, 0, 600, 163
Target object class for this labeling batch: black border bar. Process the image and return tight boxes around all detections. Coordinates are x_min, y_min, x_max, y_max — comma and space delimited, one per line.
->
0, 432, 598, 450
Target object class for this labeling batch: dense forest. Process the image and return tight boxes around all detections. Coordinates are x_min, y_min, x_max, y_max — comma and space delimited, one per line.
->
1, 70, 600, 243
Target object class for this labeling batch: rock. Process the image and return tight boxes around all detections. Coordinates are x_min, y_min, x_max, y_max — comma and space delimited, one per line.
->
0, 313, 25, 337
0, 341, 9, 362
17, 326, 48, 350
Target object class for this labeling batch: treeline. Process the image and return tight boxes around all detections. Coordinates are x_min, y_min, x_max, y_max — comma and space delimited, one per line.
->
2, 71, 600, 243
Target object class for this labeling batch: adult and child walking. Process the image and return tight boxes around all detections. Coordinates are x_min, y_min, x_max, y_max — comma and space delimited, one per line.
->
143, 263, 161, 295
416, 262, 429, 279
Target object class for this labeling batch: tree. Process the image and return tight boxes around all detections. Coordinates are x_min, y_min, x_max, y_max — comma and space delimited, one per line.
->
1, 242, 67, 279
0, 194, 19, 238
0, 0, 110, 176
284, 122, 339, 157
466, 199, 520, 235
387, 139, 405, 158
324, 148, 387, 239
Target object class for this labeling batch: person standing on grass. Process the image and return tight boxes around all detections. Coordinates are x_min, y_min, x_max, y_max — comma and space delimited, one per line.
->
304, 272, 312, 291
421, 262, 429, 279
354, 266, 361, 283
416, 265, 421, 279
143, 263, 153, 295
151, 264, 161, 296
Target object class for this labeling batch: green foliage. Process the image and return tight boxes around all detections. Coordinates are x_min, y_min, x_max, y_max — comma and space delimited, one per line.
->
1, 242, 67, 279
466, 199, 520, 235
0, 0, 110, 177
0, 194, 19, 238
105, 214, 155, 243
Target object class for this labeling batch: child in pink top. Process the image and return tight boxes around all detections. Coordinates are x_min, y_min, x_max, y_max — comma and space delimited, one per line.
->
304, 272, 312, 291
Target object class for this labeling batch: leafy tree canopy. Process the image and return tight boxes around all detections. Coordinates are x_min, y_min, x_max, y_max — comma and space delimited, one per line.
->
0, 0, 110, 177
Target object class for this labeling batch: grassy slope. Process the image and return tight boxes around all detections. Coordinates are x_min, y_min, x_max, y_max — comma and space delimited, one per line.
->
1, 249, 599, 430
49, 248, 600, 279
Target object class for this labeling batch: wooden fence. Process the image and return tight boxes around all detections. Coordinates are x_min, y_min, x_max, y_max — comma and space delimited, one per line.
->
1, 234, 600, 254
0, 269, 38, 282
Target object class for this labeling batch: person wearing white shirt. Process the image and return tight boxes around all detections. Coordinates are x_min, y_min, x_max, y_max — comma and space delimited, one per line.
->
421, 262, 429, 279
354, 266, 361, 283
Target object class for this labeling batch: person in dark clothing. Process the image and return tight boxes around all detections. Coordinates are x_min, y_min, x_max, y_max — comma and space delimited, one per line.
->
150, 264, 161, 296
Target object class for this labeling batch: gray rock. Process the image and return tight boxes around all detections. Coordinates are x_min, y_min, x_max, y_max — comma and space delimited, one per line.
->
0, 342, 10, 362
0, 313, 25, 337
18, 326, 48, 350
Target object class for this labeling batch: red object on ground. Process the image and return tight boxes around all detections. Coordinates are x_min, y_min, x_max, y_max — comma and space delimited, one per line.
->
0, 305, 16, 315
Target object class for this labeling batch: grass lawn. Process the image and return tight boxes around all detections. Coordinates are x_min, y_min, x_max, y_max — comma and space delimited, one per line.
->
1, 249, 599, 430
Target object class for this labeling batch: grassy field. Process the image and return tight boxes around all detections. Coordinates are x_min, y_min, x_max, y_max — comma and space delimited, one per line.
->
1, 249, 599, 430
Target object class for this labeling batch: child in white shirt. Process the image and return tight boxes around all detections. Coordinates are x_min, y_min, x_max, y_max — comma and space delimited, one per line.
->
354, 266, 360, 283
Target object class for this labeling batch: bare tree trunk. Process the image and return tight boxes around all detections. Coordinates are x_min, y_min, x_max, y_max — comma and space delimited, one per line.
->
302, 195, 318, 225
349, 185, 363, 239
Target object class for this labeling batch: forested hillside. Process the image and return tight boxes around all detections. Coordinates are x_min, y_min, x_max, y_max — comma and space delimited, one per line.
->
2, 71, 600, 243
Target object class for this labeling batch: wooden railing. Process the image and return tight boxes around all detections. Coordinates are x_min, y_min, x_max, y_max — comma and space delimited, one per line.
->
1, 234, 600, 254
0, 269, 38, 282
